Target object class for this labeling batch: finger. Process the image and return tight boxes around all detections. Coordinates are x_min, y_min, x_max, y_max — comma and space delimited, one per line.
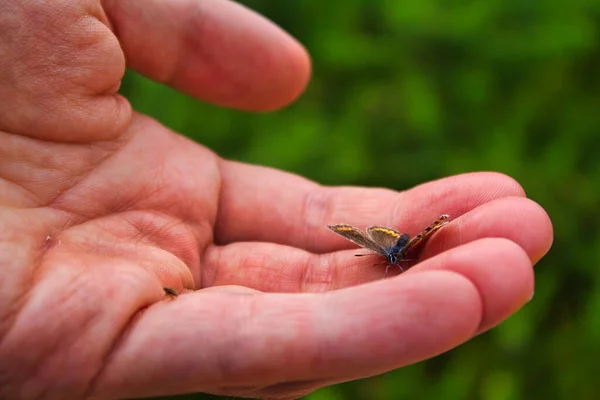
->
204, 195, 551, 291
88, 269, 488, 399
104, 0, 311, 111
417, 196, 553, 265
407, 238, 534, 334
215, 162, 526, 251
253, 239, 534, 399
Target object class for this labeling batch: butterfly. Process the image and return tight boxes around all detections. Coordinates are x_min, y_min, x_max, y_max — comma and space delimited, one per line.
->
326, 214, 450, 275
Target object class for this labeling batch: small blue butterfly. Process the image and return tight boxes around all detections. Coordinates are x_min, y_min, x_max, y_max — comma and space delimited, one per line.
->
327, 214, 449, 275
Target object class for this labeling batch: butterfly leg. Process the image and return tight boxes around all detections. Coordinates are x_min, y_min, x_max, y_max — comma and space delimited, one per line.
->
384, 263, 404, 277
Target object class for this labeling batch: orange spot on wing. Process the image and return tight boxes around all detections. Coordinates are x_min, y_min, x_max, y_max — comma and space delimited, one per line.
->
371, 228, 400, 237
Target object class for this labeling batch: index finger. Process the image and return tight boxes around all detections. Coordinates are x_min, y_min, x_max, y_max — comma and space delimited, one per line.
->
105, 0, 310, 111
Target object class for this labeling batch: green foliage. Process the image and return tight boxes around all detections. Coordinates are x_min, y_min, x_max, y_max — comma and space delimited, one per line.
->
122, 1, 600, 399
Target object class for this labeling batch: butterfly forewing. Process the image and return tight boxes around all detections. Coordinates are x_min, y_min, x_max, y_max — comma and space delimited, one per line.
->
366, 226, 404, 250
326, 224, 386, 255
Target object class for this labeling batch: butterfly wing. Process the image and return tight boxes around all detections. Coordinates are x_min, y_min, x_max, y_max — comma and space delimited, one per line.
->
326, 224, 385, 255
402, 214, 450, 255
366, 226, 405, 250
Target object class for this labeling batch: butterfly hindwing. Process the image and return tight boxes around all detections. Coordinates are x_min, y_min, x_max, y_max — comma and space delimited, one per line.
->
402, 214, 450, 255
366, 226, 404, 250
326, 224, 385, 255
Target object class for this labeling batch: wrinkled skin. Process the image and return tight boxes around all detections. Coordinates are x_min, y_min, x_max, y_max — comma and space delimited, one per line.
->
0, 1, 553, 399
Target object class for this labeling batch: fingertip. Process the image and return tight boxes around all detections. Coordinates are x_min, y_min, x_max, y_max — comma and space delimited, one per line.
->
526, 200, 554, 264
247, 35, 312, 112
106, 0, 312, 111
317, 269, 483, 369
449, 197, 554, 265
475, 171, 526, 199
412, 237, 534, 333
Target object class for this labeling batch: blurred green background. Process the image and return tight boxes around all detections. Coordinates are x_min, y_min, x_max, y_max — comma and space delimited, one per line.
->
120, 1, 600, 399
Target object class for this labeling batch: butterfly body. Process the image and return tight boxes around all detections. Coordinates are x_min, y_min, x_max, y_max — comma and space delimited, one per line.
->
327, 214, 449, 275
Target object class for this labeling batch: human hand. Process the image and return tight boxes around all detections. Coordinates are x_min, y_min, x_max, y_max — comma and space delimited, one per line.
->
0, 1, 553, 399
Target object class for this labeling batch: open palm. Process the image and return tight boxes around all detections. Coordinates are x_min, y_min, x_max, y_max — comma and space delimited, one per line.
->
0, 1, 553, 399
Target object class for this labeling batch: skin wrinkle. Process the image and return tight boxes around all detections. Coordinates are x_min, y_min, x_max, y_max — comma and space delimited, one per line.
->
430, 264, 486, 333
301, 186, 331, 253
177, 2, 272, 106
199, 295, 258, 387
398, 173, 526, 227
212, 157, 229, 247
0, 212, 73, 391
282, 297, 323, 381
34, 299, 98, 398
150, 2, 190, 84
83, 301, 150, 400
191, 219, 213, 284
201, 243, 221, 288
300, 252, 317, 293
299, 187, 316, 252
48, 255, 163, 399
111, 1, 175, 81
0, 174, 40, 206
4, 266, 86, 398
411, 238, 533, 334
159, 145, 219, 254
394, 184, 452, 226
0, 249, 35, 354
21, 212, 190, 400
455, 214, 467, 255
176, 2, 219, 84
66, 16, 125, 97
388, 187, 415, 230
0, 132, 125, 210
302, 253, 337, 293
308, 270, 484, 385
48, 156, 160, 220
249, 253, 286, 292
70, 216, 166, 268
212, 294, 318, 388
152, 1, 242, 97
121, 211, 198, 288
